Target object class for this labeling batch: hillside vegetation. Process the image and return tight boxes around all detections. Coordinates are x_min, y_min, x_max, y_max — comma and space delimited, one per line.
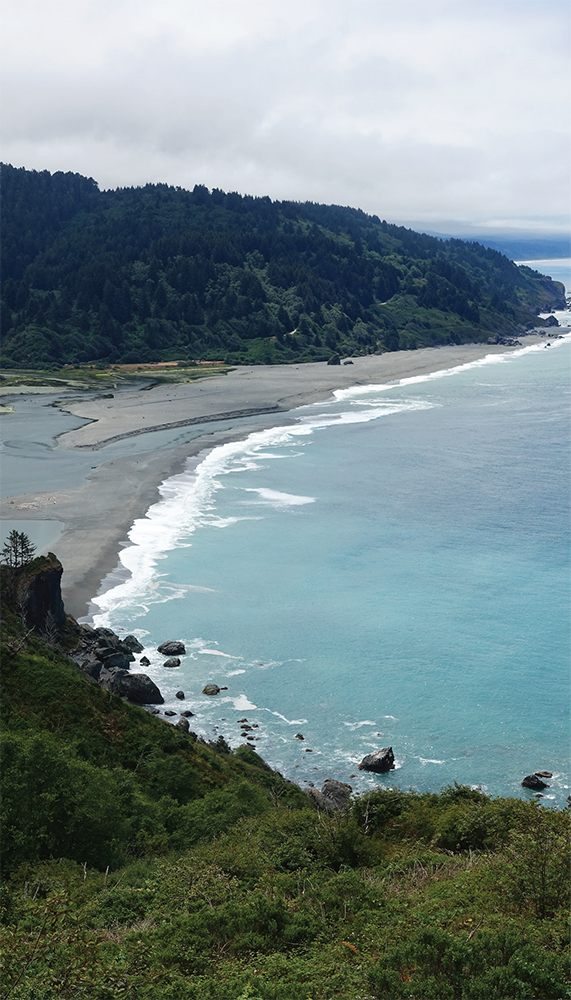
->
0, 558, 569, 999
1, 164, 565, 369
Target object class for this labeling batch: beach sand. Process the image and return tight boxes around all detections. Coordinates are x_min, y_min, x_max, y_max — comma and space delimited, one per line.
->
0, 340, 548, 617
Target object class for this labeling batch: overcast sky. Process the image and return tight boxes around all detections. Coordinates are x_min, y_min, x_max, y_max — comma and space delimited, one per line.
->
2, 0, 569, 235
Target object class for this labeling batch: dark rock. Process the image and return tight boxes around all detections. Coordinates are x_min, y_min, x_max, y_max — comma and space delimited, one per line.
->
180, 710, 194, 717
220, 686, 228, 690
241, 724, 253, 731
305, 748, 313, 752
140, 656, 150, 666
95, 648, 133, 669
237, 717, 248, 722
358, 747, 395, 773
343, 359, 354, 365
175, 690, 185, 699
122, 634, 144, 653
95, 627, 117, 639
100, 669, 164, 704
544, 315, 559, 327
295, 733, 305, 740
149, 708, 160, 715
310, 778, 353, 812
79, 623, 97, 636
534, 770, 553, 778
176, 718, 190, 732
163, 657, 181, 668
202, 683, 221, 695
327, 353, 341, 365
158, 641, 186, 655
79, 658, 102, 680
16, 553, 66, 633
522, 774, 549, 790
164, 710, 177, 717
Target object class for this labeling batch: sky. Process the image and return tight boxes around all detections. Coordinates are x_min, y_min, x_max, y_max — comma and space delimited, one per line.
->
2, 0, 570, 236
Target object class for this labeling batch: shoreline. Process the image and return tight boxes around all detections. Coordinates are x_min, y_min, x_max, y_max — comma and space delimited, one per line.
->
0, 337, 558, 617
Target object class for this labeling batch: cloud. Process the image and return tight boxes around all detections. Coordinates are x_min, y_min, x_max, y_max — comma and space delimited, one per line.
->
2, 0, 569, 232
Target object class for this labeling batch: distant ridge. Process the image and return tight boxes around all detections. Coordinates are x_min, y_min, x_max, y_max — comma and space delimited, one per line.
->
0, 164, 565, 368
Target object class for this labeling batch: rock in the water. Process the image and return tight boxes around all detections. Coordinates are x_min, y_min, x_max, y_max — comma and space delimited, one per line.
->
164, 710, 177, 717
100, 669, 164, 704
176, 718, 190, 732
122, 634, 144, 653
140, 656, 150, 666
163, 657, 181, 668
175, 690, 185, 699
358, 747, 395, 773
203, 683, 221, 695
522, 774, 549, 790
180, 710, 194, 717
534, 770, 553, 778
294, 733, 305, 740
158, 641, 186, 655
310, 779, 353, 812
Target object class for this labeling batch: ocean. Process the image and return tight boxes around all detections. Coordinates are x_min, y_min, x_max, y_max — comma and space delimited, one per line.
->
90, 319, 571, 806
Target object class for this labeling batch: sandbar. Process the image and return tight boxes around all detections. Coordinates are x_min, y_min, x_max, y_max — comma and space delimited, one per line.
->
0, 339, 551, 617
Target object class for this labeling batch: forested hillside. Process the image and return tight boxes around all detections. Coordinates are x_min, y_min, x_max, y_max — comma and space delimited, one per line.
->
1, 164, 565, 368
1, 555, 569, 999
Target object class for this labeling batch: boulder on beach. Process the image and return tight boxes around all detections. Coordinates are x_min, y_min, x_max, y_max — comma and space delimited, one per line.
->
176, 717, 190, 732
158, 641, 186, 655
163, 657, 181, 668
522, 774, 549, 790
358, 747, 395, 773
327, 353, 341, 365
203, 683, 221, 696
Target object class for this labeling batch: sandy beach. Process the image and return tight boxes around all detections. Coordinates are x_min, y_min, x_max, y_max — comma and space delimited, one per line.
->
0, 339, 549, 617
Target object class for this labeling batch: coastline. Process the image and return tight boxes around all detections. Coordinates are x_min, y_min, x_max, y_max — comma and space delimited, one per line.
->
0, 338, 553, 617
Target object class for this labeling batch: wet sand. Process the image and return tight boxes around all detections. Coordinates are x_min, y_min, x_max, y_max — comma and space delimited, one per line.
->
0, 340, 547, 617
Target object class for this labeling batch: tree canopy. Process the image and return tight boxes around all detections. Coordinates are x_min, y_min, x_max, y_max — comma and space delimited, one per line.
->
1, 164, 565, 369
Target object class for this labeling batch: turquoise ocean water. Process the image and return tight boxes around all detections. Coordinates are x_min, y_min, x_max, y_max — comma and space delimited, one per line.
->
91, 326, 571, 806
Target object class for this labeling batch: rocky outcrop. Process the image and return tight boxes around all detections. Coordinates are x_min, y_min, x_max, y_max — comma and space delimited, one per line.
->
16, 553, 66, 633
163, 657, 181, 668
202, 683, 221, 696
158, 641, 186, 655
123, 634, 144, 653
99, 668, 164, 704
358, 747, 395, 773
176, 717, 190, 732
70, 623, 165, 705
310, 779, 353, 812
327, 353, 341, 365
522, 774, 549, 790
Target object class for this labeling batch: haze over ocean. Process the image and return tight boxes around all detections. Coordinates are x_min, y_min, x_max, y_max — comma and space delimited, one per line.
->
90, 271, 571, 805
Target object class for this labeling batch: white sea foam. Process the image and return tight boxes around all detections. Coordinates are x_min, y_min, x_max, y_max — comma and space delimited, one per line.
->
199, 648, 237, 657
241, 488, 316, 506
343, 720, 377, 730
232, 695, 257, 710
417, 757, 446, 765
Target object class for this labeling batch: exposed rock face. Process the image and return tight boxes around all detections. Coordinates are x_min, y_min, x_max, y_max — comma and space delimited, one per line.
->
99, 669, 164, 704
16, 553, 66, 633
158, 641, 186, 655
358, 747, 395, 773
202, 683, 221, 696
123, 634, 144, 653
522, 774, 549, 790
327, 353, 341, 365
310, 779, 353, 812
